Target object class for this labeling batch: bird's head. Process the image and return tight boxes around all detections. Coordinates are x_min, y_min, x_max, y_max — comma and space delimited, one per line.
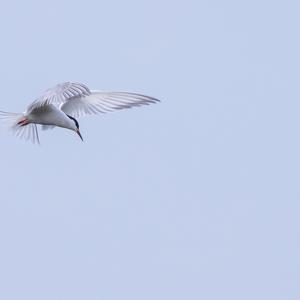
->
67, 115, 83, 141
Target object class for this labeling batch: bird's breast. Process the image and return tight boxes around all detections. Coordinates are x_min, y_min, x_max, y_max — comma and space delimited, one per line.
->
28, 109, 73, 129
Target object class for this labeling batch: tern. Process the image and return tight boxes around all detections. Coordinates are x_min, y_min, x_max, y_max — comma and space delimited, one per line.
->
0, 82, 160, 144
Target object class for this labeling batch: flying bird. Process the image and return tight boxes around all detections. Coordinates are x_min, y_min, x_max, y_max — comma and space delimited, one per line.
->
0, 82, 160, 144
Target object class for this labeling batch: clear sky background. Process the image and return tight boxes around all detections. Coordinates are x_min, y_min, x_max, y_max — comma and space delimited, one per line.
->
0, 0, 299, 299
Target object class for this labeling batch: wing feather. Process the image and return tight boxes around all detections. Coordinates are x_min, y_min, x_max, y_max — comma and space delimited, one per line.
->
60, 91, 160, 118
25, 82, 160, 118
26, 82, 91, 113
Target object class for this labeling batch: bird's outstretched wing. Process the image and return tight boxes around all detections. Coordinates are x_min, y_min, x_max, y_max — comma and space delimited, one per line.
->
26, 82, 160, 118
26, 82, 91, 113
60, 91, 160, 118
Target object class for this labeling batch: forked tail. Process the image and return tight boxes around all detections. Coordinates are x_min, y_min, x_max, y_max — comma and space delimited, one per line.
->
0, 111, 40, 144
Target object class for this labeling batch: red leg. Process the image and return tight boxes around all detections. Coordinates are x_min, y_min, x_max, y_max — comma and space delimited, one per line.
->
17, 119, 29, 126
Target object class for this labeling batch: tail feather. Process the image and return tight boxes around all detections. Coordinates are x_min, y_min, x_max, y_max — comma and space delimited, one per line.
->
0, 111, 40, 144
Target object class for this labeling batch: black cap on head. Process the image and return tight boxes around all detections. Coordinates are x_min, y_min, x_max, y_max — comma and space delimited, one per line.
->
67, 115, 79, 129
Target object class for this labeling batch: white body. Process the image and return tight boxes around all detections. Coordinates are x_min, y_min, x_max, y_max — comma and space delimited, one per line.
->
0, 82, 160, 144
27, 105, 76, 130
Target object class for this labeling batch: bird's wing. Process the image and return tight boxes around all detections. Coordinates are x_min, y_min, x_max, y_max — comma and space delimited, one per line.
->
26, 82, 91, 113
60, 91, 160, 118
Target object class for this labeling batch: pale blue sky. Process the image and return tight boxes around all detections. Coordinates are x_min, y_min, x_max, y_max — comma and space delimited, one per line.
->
0, 0, 299, 299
